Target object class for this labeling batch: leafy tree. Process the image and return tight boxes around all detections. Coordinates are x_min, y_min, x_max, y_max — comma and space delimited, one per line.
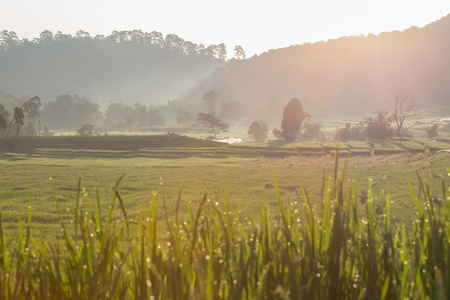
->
335, 123, 365, 141
362, 110, 393, 139
248, 120, 268, 142
272, 128, 283, 141
171, 103, 193, 124
234, 45, 246, 60
0, 103, 10, 120
202, 90, 220, 113
105, 101, 133, 123
302, 122, 324, 140
13, 106, 25, 136
22, 96, 42, 135
0, 113, 6, 131
425, 124, 438, 138
281, 98, 306, 142
41, 95, 102, 130
197, 112, 229, 139
392, 89, 416, 136
77, 124, 95, 136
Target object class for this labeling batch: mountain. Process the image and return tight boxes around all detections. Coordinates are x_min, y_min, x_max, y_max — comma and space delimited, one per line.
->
181, 14, 450, 119
0, 30, 225, 107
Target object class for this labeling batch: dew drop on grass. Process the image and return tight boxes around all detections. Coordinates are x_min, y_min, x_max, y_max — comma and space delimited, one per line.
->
205, 255, 210, 260
316, 273, 321, 278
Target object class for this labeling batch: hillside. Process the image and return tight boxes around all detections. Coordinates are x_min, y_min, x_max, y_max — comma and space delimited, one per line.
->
0, 30, 225, 107
182, 14, 450, 119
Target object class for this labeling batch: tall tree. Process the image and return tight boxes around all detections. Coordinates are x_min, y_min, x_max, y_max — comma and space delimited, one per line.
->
392, 89, 416, 136
13, 106, 25, 136
248, 120, 268, 142
202, 90, 220, 113
0, 113, 6, 130
22, 96, 42, 135
234, 45, 246, 60
281, 97, 306, 142
197, 112, 229, 138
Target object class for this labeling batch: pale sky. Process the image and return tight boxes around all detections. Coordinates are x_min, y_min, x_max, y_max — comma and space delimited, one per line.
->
1, 0, 450, 57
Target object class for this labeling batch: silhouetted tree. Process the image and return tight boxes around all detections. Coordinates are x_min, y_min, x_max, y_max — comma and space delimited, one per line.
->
202, 90, 220, 113
425, 124, 438, 138
0, 103, 9, 132
197, 112, 229, 138
392, 89, 416, 136
105, 101, 134, 123
234, 45, 246, 60
281, 98, 306, 142
0, 113, 6, 130
362, 110, 393, 139
248, 120, 268, 142
335, 123, 365, 141
302, 122, 324, 140
13, 106, 25, 136
22, 96, 42, 135
41, 95, 102, 129
77, 124, 95, 136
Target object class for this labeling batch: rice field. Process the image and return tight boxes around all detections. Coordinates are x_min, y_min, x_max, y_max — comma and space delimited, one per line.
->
0, 149, 449, 299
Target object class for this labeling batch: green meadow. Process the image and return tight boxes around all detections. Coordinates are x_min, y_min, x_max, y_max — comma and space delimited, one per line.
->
0, 135, 449, 298
1, 135, 449, 240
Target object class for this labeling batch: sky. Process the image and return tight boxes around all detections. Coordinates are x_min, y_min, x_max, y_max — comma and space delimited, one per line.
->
1, 0, 450, 57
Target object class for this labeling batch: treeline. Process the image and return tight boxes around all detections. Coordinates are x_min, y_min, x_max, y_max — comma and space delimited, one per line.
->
0, 30, 225, 107
0, 30, 227, 59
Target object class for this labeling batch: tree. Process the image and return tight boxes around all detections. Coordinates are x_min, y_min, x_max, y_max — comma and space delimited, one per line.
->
362, 110, 393, 139
0, 103, 8, 131
234, 45, 246, 60
197, 112, 229, 139
0, 113, 6, 131
41, 95, 102, 130
77, 124, 95, 136
202, 90, 220, 113
281, 98, 306, 142
425, 124, 438, 138
22, 96, 42, 135
13, 106, 25, 136
302, 122, 324, 140
248, 120, 268, 142
392, 89, 416, 136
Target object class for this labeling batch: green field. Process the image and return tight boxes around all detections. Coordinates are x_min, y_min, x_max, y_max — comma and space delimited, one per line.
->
1, 135, 449, 240
1, 134, 450, 298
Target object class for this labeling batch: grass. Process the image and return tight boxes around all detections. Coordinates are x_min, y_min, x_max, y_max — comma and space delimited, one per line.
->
0, 149, 450, 299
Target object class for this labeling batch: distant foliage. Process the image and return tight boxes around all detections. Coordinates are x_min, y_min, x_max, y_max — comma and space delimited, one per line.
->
0, 29, 227, 60
197, 112, 229, 138
302, 122, 325, 140
426, 124, 439, 138
41, 95, 102, 130
77, 124, 95, 136
13, 106, 25, 136
362, 110, 393, 139
280, 97, 306, 142
335, 123, 365, 141
248, 120, 268, 142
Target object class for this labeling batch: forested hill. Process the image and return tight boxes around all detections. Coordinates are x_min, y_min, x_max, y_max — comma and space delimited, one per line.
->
0, 30, 225, 107
182, 14, 450, 116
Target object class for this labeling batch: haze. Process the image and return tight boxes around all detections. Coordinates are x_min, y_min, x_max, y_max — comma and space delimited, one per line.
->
2, 0, 450, 57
